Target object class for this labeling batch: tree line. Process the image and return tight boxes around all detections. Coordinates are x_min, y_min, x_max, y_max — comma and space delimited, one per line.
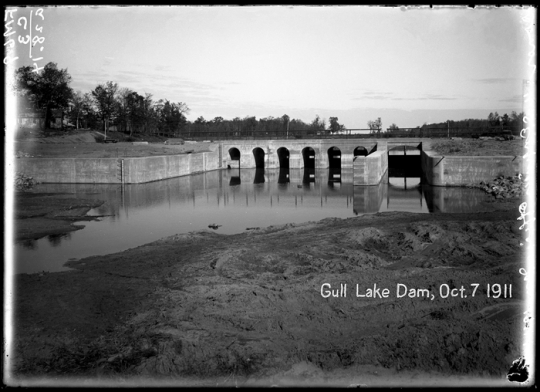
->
15, 62, 348, 138
15, 62, 524, 138
15, 63, 190, 138
387, 111, 524, 135
188, 114, 347, 136
422, 111, 524, 134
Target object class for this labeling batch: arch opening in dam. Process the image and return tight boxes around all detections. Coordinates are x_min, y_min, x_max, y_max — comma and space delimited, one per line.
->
277, 148, 290, 183
252, 147, 265, 169
327, 146, 341, 169
353, 146, 368, 157
229, 147, 241, 161
277, 147, 290, 168
302, 146, 316, 184
328, 146, 342, 184
302, 147, 316, 169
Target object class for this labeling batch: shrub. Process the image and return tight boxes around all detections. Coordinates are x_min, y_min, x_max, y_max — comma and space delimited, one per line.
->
478, 174, 524, 199
16, 173, 38, 192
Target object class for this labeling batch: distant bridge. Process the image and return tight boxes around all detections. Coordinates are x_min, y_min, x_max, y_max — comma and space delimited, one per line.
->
166, 126, 513, 141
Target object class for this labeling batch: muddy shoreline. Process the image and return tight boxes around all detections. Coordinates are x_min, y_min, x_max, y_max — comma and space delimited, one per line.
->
14, 192, 105, 242
9, 192, 527, 386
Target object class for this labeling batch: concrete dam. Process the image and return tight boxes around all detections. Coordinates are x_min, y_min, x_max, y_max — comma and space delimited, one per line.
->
221, 139, 424, 186
16, 138, 522, 187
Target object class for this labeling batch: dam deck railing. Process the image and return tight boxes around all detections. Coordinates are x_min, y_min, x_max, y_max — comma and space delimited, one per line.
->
156, 127, 515, 141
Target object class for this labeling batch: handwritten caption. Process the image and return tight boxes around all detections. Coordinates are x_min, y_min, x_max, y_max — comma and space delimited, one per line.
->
4, 7, 46, 72
518, 10, 536, 351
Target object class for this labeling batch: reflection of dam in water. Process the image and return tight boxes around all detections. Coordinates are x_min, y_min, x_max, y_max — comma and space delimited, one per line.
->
354, 147, 423, 214
17, 167, 493, 274
29, 167, 493, 220
352, 174, 425, 214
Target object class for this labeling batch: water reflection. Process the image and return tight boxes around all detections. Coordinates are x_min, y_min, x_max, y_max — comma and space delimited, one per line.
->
278, 167, 290, 184
302, 168, 316, 184
386, 177, 424, 213
254, 168, 265, 184
229, 167, 241, 186
328, 167, 341, 184
47, 233, 71, 247
14, 167, 494, 274
422, 186, 491, 213
353, 177, 385, 214
18, 239, 37, 250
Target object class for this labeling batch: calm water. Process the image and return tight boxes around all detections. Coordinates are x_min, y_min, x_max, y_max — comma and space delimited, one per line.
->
14, 166, 493, 274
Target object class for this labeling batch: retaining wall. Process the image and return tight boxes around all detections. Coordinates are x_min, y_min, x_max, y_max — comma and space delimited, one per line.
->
421, 150, 523, 186
16, 150, 221, 184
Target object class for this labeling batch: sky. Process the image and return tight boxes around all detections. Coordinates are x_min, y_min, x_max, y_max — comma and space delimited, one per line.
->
5, 5, 537, 129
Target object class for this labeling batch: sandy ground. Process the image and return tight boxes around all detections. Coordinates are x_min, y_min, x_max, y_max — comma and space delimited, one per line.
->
9, 196, 527, 387
7, 131, 529, 387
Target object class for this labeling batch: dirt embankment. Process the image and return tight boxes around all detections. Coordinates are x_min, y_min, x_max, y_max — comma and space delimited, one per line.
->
13, 128, 216, 159
430, 139, 523, 157
11, 201, 526, 386
14, 141, 216, 159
